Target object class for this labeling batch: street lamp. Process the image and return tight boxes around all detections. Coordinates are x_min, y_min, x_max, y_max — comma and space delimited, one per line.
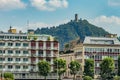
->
93, 52, 98, 80
93, 53, 96, 79
1, 52, 4, 80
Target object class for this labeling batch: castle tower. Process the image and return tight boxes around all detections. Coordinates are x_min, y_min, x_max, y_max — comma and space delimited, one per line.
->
75, 14, 78, 22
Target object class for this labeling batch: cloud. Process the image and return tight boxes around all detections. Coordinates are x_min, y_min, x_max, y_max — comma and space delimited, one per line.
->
89, 15, 120, 36
0, 0, 26, 11
108, 0, 120, 6
30, 0, 68, 11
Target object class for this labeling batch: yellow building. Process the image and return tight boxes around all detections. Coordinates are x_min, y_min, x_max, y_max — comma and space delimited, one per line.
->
8, 26, 17, 34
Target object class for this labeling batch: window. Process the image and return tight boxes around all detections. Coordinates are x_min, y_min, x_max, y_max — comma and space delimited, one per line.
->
8, 43, 13, 46
0, 58, 4, 61
0, 50, 2, 54
20, 36, 22, 39
8, 65, 13, 69
8, 58, 13, 61
8, 50, 13, 54
23, 43, 28, 47
38, 50, 43, 54
16, 65, 20, 69
0, 50, 4, 54
16, 43, 21, 46
23, 65, 28, 69
23, 36, 27, 39
16, 58, 20, 61
0, 42, 5, 46
23, 51, 28, 54
16, 50, 20, 54
23, 58, 28, 62
15, 36, 19, 39
0, 36, 4, 39
0, 65, 2, 69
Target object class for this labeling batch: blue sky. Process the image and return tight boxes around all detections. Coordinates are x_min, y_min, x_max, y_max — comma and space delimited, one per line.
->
0, 0, 120, 36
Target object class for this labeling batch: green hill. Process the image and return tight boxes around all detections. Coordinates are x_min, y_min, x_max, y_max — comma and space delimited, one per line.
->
35, 19, 109, 50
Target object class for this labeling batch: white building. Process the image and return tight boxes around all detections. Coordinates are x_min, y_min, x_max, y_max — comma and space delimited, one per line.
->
0, 28, 59, 79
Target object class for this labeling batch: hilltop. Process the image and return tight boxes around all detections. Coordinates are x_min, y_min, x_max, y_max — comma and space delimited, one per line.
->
35, 19, 109, 50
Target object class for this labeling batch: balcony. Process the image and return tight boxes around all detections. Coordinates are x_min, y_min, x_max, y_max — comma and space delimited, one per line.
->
46, 47, 51, 50
31, 54, 36, 57
46, 54, 54, 57
38, 47, 43, 50
52, 47, 58, 50
31, 47, 36, 49
30, 69, 36, 72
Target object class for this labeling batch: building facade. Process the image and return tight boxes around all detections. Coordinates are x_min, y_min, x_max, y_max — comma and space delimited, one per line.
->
0, 29, 59, 79
60, 44, 84, 79
83, 36, 120, 78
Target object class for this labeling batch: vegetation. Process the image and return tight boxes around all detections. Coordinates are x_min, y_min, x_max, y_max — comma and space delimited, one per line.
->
54, 58, 66, 80
118, 55, 120, 76
100, 57, 115, 80
114, 76, 120, 80
117, 37, 120, 41
34, 19, 109, 50
4, 72, 14, 80
38, 60, 50, 80
84, 59, 94, 78
83, 76, 92, 80
69, 60, 81, 80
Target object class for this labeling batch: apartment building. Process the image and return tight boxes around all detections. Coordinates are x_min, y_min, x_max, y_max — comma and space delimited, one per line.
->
0, 28, 59, 79
83, 36, 120, 78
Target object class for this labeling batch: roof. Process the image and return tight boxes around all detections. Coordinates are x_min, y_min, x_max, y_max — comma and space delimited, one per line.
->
83, 36, 120, 45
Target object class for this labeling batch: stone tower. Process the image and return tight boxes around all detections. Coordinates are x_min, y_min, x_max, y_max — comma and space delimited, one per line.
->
75, 14, 78, 22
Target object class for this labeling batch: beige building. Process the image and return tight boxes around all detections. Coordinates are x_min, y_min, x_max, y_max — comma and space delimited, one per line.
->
60, 44, 84, 79
60, 34, 120, 79
83, 36, 120, 78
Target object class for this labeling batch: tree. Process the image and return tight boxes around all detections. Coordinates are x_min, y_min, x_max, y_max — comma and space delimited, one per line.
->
69, 60, 81, 80
84, 59, 94, 78
54, 58, 66, 80
118, 55, 120, 76
83, 76, 92, 80
4, 72, 14, 80
100, 57, 115, 80
114, 76, 120, 80
38, 60, 50, 80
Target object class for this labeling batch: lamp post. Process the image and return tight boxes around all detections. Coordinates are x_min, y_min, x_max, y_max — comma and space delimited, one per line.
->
93, 53, 96, 80
93, 52, 98, 80
1, 53, 4, 80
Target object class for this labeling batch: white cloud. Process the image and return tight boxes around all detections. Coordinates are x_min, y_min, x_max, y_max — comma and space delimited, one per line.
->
108, 0, 120, 6
30, 0, 68, 11
0, 0, 26, 10
89, 15, 120, 36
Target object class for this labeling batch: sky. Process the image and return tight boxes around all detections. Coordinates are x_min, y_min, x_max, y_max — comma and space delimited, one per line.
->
0, 0, 120, 36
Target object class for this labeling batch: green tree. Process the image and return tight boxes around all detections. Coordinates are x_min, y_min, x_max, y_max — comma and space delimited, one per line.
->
84, 59, 94, 78
83, 76, 92, 80
69, 60, 81, 80
38, 60, 50, 80
114, 76, 120, 80
54, 58, 66, 80
100, 57, 115, 80
118, 55, 120, 76
4, 72, 14, 80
